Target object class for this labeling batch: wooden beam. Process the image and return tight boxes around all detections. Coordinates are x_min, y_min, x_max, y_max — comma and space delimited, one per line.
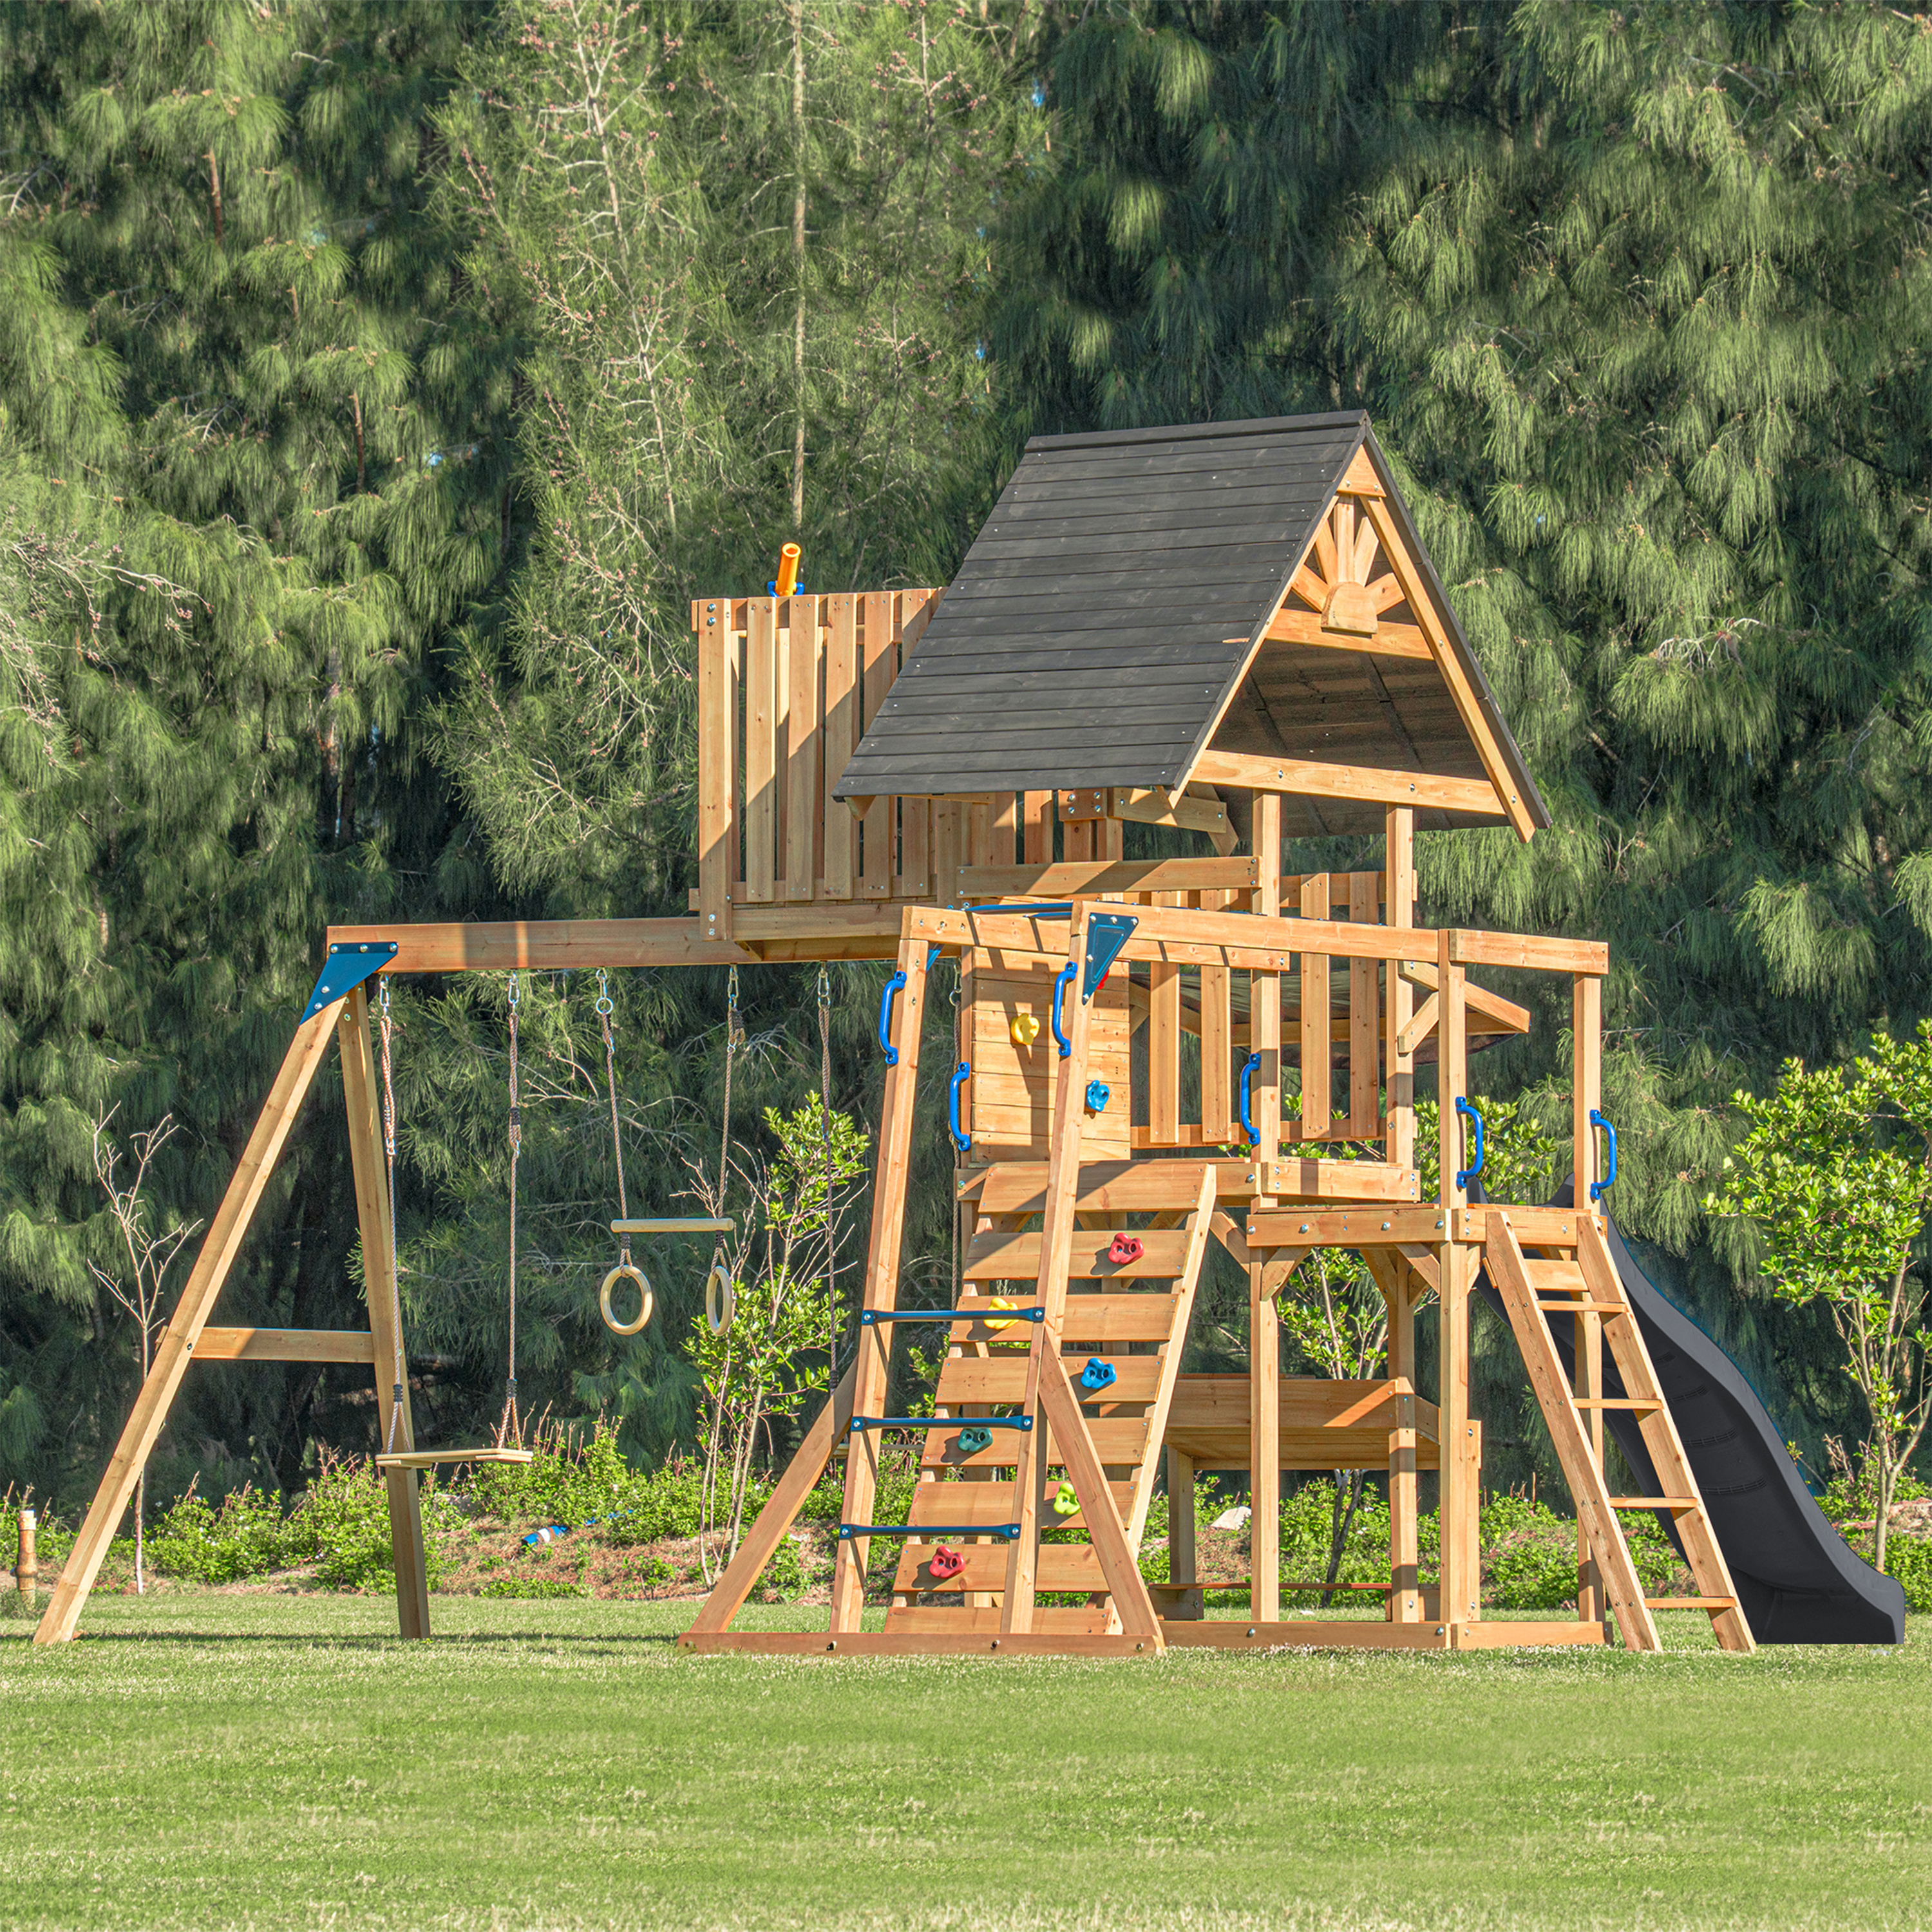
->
35, 1002, 343, 1646
1447, 929, 1608, 974
1264, 608, 1432, 659
957, 858, 1256, 902
1191, 749, 1508, 820
329, 918, 755, 974
193, 1329, 375, 1363
1055, 787, 1235, 848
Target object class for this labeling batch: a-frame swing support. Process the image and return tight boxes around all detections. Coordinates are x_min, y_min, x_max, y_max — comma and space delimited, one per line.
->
36, 977, 431, 1645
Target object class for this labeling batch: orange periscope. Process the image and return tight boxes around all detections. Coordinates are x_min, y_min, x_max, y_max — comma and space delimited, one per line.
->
775, 542, 802, 597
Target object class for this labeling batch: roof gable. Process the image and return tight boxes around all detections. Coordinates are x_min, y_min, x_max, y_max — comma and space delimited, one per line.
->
834, 413, 1548, 840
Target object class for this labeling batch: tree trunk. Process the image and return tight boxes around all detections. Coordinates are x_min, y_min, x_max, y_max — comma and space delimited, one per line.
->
789, 0, 806, 531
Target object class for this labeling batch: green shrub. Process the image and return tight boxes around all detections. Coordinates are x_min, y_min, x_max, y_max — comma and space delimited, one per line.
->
285, 1454, 450, 1591
1888, 1533, 1932, 1613
763, 1537, 807, 1598
480, 1577, 584, 1599
147, 1485, 288, 1584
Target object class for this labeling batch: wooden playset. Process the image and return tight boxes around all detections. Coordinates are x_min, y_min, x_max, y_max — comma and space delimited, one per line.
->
34, 412, 1754, 1657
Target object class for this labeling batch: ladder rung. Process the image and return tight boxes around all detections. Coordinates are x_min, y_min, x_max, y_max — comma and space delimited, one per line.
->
851, 1414, 1032, 1432
1609, 1496, 1699, 1510
1645, 1596, 1737, 1610
840, 1522, 1020, 1541
1574, 1398, 1662, 1410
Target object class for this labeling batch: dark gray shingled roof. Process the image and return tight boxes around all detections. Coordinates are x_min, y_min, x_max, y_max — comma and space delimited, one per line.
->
832, 412, 1550, 838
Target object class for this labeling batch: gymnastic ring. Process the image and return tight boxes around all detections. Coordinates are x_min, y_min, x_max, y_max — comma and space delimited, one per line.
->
705, 1253, 736, 1334
600, 1263, 654, 1337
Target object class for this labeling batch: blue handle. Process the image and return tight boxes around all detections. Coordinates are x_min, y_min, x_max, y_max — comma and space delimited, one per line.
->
1051, 962, 1076, 1059
1589, 1108, 1616, 1202
878, 970, 907, 1065
1454, 1096, 1484, 1192
1238, 1052, 1262, 1144
949, 1063, 971, 1153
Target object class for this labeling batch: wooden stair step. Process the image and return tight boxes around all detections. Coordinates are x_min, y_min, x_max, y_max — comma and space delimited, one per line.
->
919, 1417, 1150, 1468
934, 1355, 1164, 1405
1609, 1496, 1700, 1510
1646, 1596, 1738, 1610
1523, 1258, 1589, 1294
954, 1291, 1181, 1344
964, 1230, 1194, 1281
893, 1540, 1105, 1594
1535, 1300, 1628, 1314
906, 1478, 1135, 1527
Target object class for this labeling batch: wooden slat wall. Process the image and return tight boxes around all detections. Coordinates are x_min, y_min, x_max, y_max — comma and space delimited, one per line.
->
696, 591, 1037, 908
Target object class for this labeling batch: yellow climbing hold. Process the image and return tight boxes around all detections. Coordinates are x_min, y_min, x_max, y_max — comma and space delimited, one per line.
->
984, 1295, 1018, 1333
1010, 1012, 1041, 1046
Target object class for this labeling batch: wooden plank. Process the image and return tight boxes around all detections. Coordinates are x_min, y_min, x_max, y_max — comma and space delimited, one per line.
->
36, 1002, 344, 1646
964, 1230, 1194, 1279
882, 1605, 1115, 1635
1251, 795, 1282, 1625
682, 1631, 1159, 1656
896, 1540, 1106, 1594
859, 593, 897, 898
1023, 791, 1051, 866
959, 858, 1258, 901
895, 599, 932, 898
1149, 943, 1181, 1146
1450, 1621, 1607, 1651
696, 600, 734, 937
1191, 748, 1506, 819
934, 1355, 1164, 1403
1574, 974, 1602, 1211
1200, 955, 1231, 1143
951, 1293, 1183, 1343
329, 920, 755, 974
1166, 1446, 1196, 1593
1349, 869, 1379, 1137
918, 1416, 1148, 1466
1126, 1168, 1215, 1548
193, 1328, 375, 1363
1159, 1621, 1452, 1651
744, 597, 778, 903
1484, 1218, 1660, 1653
822, 596, 858, 899
1299, 871, 1330, 1137
831, 936, 930, 1630
905, 1479, 1136, 1527
1448, 929, 1608, 974
1265, 608, 1432, 658
784, 596, 820, 899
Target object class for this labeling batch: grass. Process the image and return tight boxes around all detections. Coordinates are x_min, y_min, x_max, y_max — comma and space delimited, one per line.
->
0, 1596, 1925, 1932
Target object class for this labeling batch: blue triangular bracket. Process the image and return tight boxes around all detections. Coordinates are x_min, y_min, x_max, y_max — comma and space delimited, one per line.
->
300, 939, 400, 1022
1082, 913, 1137, 1001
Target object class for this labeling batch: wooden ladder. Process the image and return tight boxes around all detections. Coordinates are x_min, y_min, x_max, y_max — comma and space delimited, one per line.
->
882, 1173, 1215, 1638
1484, 1214, 1755, 1654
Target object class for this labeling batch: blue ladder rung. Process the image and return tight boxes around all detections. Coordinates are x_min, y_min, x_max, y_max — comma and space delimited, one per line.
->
849, 1415, 1032, 1432
837, 1522, 1021, 1540
859, 1307, 1045, 1325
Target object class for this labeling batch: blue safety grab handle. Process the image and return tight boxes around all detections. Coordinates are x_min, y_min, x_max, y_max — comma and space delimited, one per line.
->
878, 969, 907, 1065
1454, 1096, 1485, 1191
949, 1062, 971, 1153
1051, 961, 1077, 1059
1589, 1108, 1616, 1202
1238, 1052, 1262, 1144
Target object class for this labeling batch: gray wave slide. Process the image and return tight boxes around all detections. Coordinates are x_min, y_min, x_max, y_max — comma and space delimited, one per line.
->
1472, 1181, 1906, 1643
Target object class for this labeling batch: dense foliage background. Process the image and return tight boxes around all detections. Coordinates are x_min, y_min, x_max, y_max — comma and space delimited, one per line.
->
5, 0, 1931, 1519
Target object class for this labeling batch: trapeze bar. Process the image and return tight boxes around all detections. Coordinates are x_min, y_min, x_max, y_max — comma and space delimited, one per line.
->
858, 1307, 1045, 1325
849, 1415, 1033, 1432
837, 1522, 1021, 1541
609, 1218, 735, 1236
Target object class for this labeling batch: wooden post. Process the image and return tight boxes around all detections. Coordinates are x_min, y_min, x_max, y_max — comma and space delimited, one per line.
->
1166, 1446, 1195, 1598
15, 1508, 36, 1600
338, 986, 431, 1640
35, 1002, 344, 1645
1299, 871, 1330, 1137
1387, 1273, 1421, 1622
1573, 973, 1604, 1622
1384, 808, 1416, 1172
831, 934, 929, 1631
1250, 793, 1282, 1622
1436, 930, 1473, 1631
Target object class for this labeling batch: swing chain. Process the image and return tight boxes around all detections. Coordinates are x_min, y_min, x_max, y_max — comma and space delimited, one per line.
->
597, 970, 632, 1269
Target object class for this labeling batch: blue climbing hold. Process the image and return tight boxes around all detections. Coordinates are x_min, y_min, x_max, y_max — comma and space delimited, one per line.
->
956, 1425, 994, 1455
1085, 1079, 1110, 1113
1079, 1358, 1117, 1392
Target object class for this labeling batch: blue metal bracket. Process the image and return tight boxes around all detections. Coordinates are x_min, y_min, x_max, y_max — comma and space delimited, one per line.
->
1454, 1096, 1486, 1193
300, 940, 399, 1023
1082, 912, 1138, 1001
849, 1414, 1032, 1432
1589, 1109, 1617, 1202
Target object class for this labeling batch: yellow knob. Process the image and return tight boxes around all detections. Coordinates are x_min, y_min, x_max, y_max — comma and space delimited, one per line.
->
1010, 1013, 1041, 1046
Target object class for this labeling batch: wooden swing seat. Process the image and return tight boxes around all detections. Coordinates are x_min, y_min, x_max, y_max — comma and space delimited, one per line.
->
375, 1448, 535, 1470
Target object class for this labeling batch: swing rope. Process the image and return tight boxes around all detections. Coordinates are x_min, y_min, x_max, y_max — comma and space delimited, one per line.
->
497, 972, 522, 1450
379, 978, 405, 1454
597, 972, 632, 1267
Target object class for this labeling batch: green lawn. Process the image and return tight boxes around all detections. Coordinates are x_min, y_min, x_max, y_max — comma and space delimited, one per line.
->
0, 1596, 1924, 1932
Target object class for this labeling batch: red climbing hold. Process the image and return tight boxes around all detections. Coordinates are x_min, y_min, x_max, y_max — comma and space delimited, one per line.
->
930, 1544, 967, 1581
1107, 1234, 1144, 1265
